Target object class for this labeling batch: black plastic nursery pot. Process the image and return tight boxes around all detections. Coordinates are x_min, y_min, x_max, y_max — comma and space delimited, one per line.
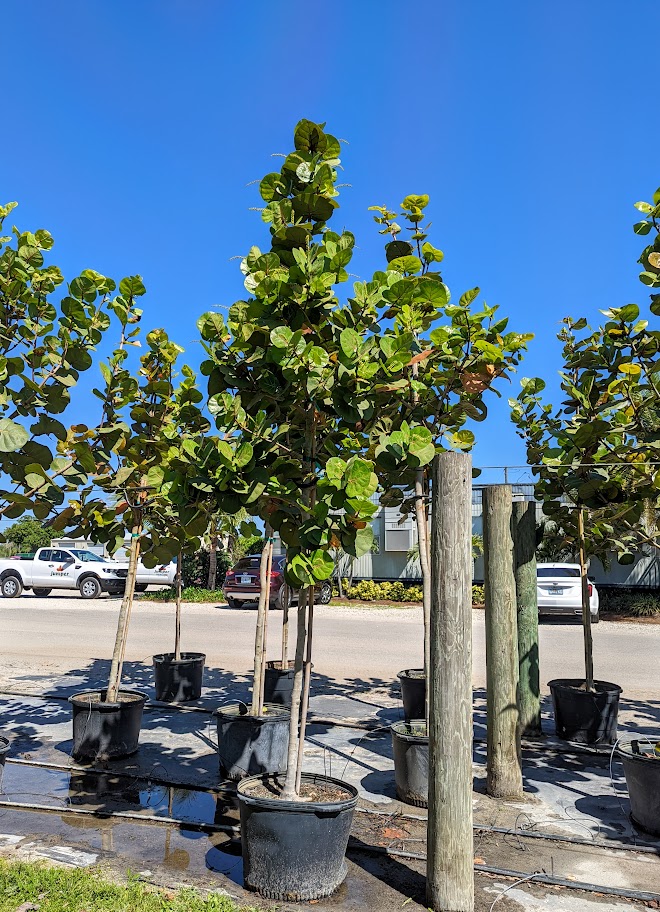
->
397, 669, 426, 722
548, 678, 622, 746
616, 739, 660, 837
263, 660, 295, 707
69, 690, 147, 760
153, 652, 205, 703
391, 720, 428, 807
237, 772, 358, 901
0, 735, 9, 787
216, 703, 290, 781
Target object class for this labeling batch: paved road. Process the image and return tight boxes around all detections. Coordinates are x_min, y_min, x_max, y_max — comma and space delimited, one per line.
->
0, 594, 658, 697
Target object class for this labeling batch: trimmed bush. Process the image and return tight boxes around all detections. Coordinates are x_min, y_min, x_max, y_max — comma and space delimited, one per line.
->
330, 579, 485, 604
599, 588, 660, 618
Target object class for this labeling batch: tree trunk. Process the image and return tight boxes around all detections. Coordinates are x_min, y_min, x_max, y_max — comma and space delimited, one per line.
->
335, 550, 344, 598
208, 524, 218, 591
483, 485, 523, 799
174, 551, 183, 661
281, 583, 290, 666
106, 521, 142, 703
577, 508, 594, 691
251, 538, 271, 716
427, 453, 474, 912
414, 468, 431, 723
295, 585, 315, 794
281, 587, 308, 799
512, 501, 542, 737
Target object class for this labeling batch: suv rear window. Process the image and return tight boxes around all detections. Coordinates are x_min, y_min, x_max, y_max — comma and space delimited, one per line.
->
537, 568, 580, 578
234, 557, 262, 571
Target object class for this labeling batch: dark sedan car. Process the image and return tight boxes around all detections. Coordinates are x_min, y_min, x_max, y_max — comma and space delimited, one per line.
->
223, 554, 332, 610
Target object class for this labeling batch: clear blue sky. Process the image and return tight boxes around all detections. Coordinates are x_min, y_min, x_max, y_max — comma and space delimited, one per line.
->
3, 1, 659, 482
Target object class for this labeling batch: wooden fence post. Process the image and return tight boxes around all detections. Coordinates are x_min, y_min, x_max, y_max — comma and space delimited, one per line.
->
483, 485, 523, 799
512, 501, 542, 736
427, 452, 474, 912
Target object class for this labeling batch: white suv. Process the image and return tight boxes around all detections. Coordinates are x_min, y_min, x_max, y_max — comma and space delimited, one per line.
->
537, 563, 599, 623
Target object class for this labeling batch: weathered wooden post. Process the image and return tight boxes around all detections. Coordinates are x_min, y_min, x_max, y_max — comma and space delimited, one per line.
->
512, 501, 542, 737
427, 452, 474, 912
483, 485, 523, 799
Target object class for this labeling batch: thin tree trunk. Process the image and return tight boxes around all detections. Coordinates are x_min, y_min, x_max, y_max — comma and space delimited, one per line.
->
427, 452, 474, 912
578, 508, 594, 691
258, 537, 274, 715
281, 587, 308, 799
251, 538, 271, 716
414, 468, 431, 723
174, 551, 182, 661
513, 502, 542, 736
281, 583, 290, 667
483, 485, 523, 799
208, 522, 218, 591
295, 584, 315, 794
106, 520, 142, 703
335, 550, 344, 598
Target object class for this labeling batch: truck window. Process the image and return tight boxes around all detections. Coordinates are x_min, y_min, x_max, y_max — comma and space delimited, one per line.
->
37, 550, 52, 561
51, 550, 72, 563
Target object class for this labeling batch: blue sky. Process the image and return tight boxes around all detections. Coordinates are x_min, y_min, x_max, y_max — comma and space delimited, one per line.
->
2, 1, 659, 482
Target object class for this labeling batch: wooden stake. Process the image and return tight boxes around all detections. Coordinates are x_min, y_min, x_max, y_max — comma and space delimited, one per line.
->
577, 508, 595, 691
426, 453, 474, 912
295, 584, 315, 795
281, 583, 290, 667
483, 485, 523, 799
512, 502, 542, 736
174, 551, 183, 662
251, 539, 271, 717
281, 587, 308, 800
414, 468, 431, 722
258, 538, 274, 715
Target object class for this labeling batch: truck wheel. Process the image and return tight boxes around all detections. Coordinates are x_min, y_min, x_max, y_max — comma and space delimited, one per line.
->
226, 597, 239, 609
1, 575, 23, 598
79, 576, 102, 599
135, 584, 148, 593
274, 584, 291, 611
33, 588, 52, 597
591, 609, 600, 624
318, 582, 332, 605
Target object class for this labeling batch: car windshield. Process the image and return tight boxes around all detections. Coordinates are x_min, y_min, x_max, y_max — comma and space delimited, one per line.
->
537, 567, 580, 578
69, 550, 105, 563
234, 557, 262, 571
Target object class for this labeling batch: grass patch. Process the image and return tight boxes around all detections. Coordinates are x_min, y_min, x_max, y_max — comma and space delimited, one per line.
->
0, 858, 251, 912
140, 587, 225, 603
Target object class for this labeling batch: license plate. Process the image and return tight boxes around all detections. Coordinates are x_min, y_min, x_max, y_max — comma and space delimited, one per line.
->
548, 587, 563, 595
240, 575, 252, 585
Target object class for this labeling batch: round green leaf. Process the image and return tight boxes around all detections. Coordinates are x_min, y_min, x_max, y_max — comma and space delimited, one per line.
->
0, 419, 29, 453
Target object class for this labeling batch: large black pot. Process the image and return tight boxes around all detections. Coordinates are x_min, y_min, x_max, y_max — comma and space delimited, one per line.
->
397, 669, 426, 721
153, 652, 205, 703
0, 735, 9, 787
548, 678, 622, 746
216, 703, 290, 781
237, 772, 358, 901
617, 738, 660, 837
263, 660, 295, 707
391, 720, 428, 807
69, 690, 147, 760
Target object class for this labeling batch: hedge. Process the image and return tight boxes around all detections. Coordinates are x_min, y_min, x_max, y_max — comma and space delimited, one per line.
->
599, 588, 660, 618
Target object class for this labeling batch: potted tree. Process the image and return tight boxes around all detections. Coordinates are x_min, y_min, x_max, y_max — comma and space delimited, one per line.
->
199, 120, 394, 900
512, 233, 660, 745
0, 203, 118, 761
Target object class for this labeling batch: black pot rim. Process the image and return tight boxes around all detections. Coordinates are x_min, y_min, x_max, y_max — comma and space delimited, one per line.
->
391, 720, 428, 742
265, 660, 296, 671
616, 738, 660, 764
0, 735, 9, 755
397, 668, 425, 681
153, 652, 206, 666
237, 772, 358, 812
548, 678, 622, 695
215, 702, 290, 722
68, 689, 148, 711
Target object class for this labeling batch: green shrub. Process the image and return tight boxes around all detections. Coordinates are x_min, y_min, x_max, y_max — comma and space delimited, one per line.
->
141, 586, 225, 603
599, 588, 660, 618
472, 584, 485, 604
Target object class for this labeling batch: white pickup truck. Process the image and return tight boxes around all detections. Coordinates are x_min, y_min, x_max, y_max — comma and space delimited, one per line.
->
0, 548, 177, 599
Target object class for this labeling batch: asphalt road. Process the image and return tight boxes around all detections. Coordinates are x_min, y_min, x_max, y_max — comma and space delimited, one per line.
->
0, 594, 658, 697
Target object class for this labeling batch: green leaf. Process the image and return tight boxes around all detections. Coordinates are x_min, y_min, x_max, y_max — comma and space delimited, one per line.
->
0, 419, 29, 453
270, 326, 293, 348
459, 287, 480, 308
385, 240, 413, 263
401, 194, 429, 211
119, 275, 146, 297
619, 361, 641, 376
634, 201, 653, 213
235, 442, 253, 467
451, 429, 475, 450
387, 255, 422, 275
340, 328, 360, 357
421, 242, 444, 264
354, 526, 374, 557
633, 220, 652, 235
326, 457, 346, 485
310, 548, 334, 581
345, 457, 377, 498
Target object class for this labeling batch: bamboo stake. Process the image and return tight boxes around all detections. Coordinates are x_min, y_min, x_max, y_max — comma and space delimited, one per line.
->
295, 584, 315, 794
281, 583, 290, 667
578, 508, 595, 691
251, 540, 271, 717
258, 538, 274, 715
174, 551, 183, 661
106, 521, 142, 703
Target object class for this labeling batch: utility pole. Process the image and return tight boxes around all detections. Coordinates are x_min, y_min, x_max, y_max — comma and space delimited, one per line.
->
512, 501, 542, 736
483, 485, 523, 799
427, 453, 474, 912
